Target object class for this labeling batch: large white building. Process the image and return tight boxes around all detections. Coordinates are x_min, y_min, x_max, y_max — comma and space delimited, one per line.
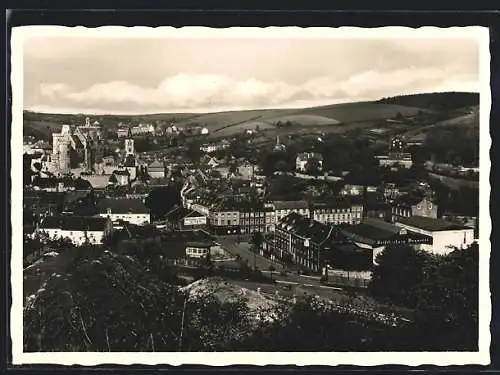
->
395, 216, 475, 255
96, 198, 151, 226
37, 216, 113, 245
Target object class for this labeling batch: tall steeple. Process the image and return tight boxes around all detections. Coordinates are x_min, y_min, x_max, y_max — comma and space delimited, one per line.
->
125, 126, 135, 156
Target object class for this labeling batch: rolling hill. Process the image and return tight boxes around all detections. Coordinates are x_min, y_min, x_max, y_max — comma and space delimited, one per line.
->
24, 92, 472, 140
377, 92, 479, 111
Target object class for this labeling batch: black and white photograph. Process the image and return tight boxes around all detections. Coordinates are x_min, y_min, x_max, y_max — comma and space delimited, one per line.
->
10, 25, 491, 366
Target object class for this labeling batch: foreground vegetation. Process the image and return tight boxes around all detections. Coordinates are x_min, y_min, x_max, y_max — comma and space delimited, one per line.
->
24, 241, 478, 352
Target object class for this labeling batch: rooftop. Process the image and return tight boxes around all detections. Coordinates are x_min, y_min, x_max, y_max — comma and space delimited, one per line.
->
394, 194, 429, 207
277, 212, 334, 245
342, 218, 431, 245
148, 159, 164, 169
396, 216, 469, 232
39, 216, 109, 231
296, 152, 324, 161
273, 200, 309, 210
96, 198, 149, 214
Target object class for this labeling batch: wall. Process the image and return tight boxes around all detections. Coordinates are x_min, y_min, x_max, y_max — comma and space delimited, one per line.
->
39, 228, 106, 245
432, 229, 475, 255
186, 246, 209, 258
99, 213, 150, 225
394, 222, 474, 255
411, 199, 438, 219
184, 216, 207, 226
149, 169, 165, 179
82, 174, 111, 189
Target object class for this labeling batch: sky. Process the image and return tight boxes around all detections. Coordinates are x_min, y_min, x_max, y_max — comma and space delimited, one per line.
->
23, 36, 480, 115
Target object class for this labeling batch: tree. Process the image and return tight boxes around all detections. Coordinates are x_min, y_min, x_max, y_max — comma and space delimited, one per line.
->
305, 158, 322, 176
145, 186, 181, 220
412, 244, 479, 349
249, 231, 264, 252
274, 160, 290, 172
369, 244, 431, 307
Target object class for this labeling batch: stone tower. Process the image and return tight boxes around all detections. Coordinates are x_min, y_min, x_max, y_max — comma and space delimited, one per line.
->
58, 139, 71, 172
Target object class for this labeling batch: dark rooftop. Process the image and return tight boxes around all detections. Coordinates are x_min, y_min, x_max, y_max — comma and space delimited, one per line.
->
341, 218, 431, 246
39, 216, 109, 231
96, 198, 149, 214
394, 194, 429, 207
396, 216, 469, 232
277, 212, 334, 245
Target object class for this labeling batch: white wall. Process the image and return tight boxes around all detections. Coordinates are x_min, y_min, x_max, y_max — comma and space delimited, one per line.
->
39, 229, 105, 245
432, 229, 475, 255
186, 246, 209, 258
184, 216, 207, 226
394, 222, 474, 255
99, 213, 150, 225
149, 170, 165, 179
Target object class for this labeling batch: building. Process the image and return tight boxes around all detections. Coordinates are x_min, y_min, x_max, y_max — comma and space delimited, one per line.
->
273, 212, 370, 273
376, 152, 413, 169
96, 198, 151, 226
147, 159, 166, 179
200, 140, 230, 153
391, 196, 437, 222
340, 184, 377, 196
208, 199, 241, 235
376, 136, 413, 169
312, 200, 364, 225
295, 152, 324, 172
395, 216, 475, 255
274, 212, 335, 271
111, 169, 131, 186
37, 216, 113, 245
49, 117, 105, 174
165, 205, 208, 231
273, 200, 310, 223
185, 241, 212, 259
236, 163, 256, 180
273, 136, 286, 152
118, 124, 155, 137
340, 218, 432, 264
238, 201, 275, 234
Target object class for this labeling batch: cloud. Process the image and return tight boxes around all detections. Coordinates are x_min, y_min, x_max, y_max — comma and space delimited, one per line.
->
35, 68, 478, 114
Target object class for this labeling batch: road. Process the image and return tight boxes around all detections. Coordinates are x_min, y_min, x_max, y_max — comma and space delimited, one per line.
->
216, 236, 325, 287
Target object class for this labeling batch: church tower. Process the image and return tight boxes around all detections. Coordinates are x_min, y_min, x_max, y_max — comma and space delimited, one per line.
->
124, 127, 134, 156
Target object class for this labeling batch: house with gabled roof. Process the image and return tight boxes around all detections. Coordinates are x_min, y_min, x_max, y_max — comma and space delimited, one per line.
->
37, 215, 113, 245
96, 198, 150, 226
147, 159, 166, 179
391, 195, 437, 222
395, 216, 475, 255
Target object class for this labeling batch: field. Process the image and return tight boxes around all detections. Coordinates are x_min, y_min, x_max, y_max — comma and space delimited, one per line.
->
23, 93, 477, 140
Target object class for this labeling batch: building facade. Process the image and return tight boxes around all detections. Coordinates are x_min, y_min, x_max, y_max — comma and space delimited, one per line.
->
391, 196, 438, 222
395, 216, 475, 255
97, 198, 151, 226
37, 216, 113, 245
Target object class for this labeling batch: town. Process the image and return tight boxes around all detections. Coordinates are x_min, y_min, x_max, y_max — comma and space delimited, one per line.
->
22, 91, 480, 352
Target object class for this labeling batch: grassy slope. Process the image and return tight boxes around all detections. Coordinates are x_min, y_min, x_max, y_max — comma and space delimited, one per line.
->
24, 93, 467, 139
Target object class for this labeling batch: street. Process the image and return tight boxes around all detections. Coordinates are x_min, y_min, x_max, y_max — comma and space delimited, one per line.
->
216, 235, 325, 287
